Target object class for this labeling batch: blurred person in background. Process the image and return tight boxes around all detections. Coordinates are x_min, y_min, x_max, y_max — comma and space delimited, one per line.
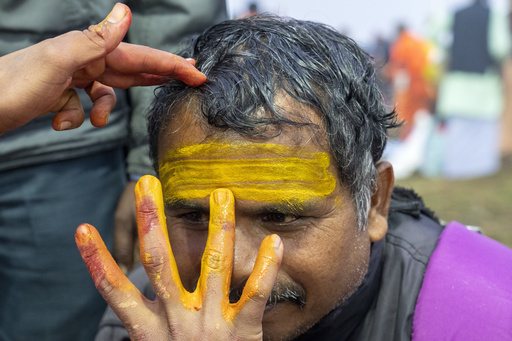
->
0, 1, 226, 340
434, 0, 511, 179
368, 33, 393, 108
388, 24, 436, 140
499, 0, 512, 167
383, 25, 438, 179
239, 2, 260, 18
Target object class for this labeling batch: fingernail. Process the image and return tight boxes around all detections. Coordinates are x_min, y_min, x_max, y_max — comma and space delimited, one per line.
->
273, 234, 282, 249
58, 121, 72, 131
272, 235, 283, 264
107, 3, 127, 23
76, 224, 92, 244
136, 175, 160, 195
213, 189, 228, 205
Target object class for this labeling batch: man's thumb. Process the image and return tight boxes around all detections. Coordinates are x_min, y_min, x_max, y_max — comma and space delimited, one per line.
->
90, 3, 132, 54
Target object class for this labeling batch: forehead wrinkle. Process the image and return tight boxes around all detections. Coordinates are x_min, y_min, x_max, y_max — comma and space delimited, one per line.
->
161, 141, 324, 161
158, 96, 210, 151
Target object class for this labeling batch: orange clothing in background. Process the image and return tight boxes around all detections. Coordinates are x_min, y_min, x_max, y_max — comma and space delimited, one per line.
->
389, 30, 434, 136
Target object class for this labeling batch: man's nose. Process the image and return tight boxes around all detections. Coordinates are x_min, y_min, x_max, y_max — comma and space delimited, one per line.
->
230, 224, 262, 287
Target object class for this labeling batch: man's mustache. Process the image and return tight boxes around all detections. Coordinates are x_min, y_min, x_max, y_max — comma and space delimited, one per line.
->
229, 280, 306, 309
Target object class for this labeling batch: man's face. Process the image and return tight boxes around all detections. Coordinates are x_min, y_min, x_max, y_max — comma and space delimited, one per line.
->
157, 101, 381, 340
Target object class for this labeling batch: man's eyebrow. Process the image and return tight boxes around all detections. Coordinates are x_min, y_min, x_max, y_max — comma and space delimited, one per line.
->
248, 200, 321, 215
164, 199, 208, 211
164, 198, 322, 214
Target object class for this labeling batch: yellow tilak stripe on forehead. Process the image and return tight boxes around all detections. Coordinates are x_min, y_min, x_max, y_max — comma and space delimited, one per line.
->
159, 143, 337, 204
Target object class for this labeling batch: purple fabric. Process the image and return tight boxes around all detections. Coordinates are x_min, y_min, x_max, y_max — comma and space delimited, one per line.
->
412, 221, 512, 340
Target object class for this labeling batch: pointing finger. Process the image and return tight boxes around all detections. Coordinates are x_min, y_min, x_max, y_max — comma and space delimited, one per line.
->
103, 44, 207, 87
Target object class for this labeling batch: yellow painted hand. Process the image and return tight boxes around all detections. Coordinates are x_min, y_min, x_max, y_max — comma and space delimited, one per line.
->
76, 175, 283, 340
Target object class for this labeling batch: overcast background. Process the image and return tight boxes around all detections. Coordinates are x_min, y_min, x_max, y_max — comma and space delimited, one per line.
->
226, 0, 509, 47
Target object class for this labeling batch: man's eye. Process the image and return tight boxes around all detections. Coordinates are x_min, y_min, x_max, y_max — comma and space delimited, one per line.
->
180, 211, 209, 224
261, 212, 298, 224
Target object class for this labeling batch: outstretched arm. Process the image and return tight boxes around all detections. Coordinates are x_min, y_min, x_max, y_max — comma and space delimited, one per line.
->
76, 175, 283, 340
0, 3, 206, 135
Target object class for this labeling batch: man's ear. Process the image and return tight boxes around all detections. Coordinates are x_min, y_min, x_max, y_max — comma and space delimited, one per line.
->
367, 161, 394, 242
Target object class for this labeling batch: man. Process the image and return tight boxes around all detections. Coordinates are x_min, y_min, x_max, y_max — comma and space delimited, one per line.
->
81, 15, 512, 340
434, 0, 510, 178
388, 24, 435, 139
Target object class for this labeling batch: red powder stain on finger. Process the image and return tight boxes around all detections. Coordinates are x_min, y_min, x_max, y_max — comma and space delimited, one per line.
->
76, 224, 131, 291
135, 175, 166, 236
136, 195, 162, 234
76, 224, 109, 287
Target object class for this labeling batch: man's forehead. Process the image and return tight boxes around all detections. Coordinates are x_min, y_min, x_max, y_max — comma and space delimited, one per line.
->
156, 97, 337, 207
158, 141, 337, 205
157, 91, 329, 154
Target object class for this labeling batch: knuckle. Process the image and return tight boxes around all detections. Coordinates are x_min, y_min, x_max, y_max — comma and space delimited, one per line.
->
137, 197, 160, 224
84, 24, 107, 50
140, 208, 159, 223
261, 254, 278, 266
142, 247, 166, 274
211, 216, 228, 226
204, 249, 225, 271
167, 321, 188, 339
98, 277, 117, 297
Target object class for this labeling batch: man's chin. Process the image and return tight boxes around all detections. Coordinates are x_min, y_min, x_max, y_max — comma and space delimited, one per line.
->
261, 303, 309, 341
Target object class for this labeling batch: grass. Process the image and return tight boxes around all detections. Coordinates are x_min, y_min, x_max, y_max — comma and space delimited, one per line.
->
395, 165, 512, 249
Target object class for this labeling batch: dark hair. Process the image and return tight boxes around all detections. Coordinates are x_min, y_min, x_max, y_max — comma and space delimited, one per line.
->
148, 14, 399, 230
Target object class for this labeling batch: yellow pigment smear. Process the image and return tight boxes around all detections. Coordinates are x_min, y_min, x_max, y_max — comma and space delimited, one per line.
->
159, 142, 337, 205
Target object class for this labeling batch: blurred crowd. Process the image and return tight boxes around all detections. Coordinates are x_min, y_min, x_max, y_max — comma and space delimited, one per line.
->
367, 0, 512, 180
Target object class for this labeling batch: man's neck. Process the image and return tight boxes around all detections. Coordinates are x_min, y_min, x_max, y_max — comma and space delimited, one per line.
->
293, 240, 384, 340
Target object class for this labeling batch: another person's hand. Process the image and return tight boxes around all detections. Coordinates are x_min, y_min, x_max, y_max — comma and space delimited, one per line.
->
0, 2, 206, 135
76, 175, 283, 340
113, 180, 138, 274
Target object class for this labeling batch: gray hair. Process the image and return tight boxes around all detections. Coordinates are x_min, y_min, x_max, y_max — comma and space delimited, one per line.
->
148, 15, 399, 230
